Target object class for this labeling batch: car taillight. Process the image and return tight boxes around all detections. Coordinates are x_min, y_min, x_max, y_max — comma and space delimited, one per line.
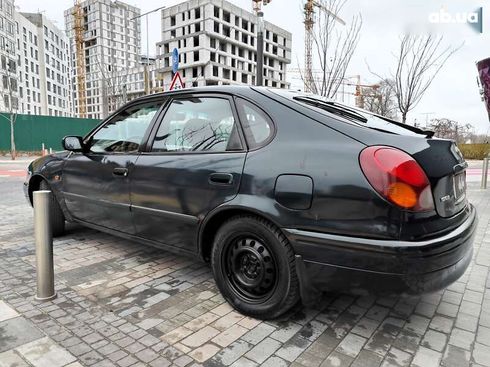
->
359, 146, 434, 211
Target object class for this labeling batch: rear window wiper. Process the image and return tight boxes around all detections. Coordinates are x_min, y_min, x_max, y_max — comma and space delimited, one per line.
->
293, 96, 368, 123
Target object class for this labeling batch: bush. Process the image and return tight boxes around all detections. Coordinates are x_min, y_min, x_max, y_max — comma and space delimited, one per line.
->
458, 144, 490, 160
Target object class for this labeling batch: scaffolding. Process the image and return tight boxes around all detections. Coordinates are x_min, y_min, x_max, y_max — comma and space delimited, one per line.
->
73, 0, 87, 117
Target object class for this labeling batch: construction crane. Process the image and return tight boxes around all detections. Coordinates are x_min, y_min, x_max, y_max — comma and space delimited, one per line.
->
73, 0, 87, 117
303, 0, 345, 93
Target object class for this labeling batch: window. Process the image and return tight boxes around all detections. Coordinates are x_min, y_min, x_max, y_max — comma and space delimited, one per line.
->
88, 102, 161, 153
152, 98, 241, 153
236, 99, 274, 149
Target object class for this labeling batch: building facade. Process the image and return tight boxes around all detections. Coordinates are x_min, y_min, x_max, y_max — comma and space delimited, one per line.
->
156, 0, 291, 90
105, 57, 162, 114
64, 0, 141, 119
0, 0, 18, 113
1, 0, 72, 117
17, 13, 72, 117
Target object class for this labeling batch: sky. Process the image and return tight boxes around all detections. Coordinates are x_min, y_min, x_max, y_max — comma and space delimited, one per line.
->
13, 0, 490, 134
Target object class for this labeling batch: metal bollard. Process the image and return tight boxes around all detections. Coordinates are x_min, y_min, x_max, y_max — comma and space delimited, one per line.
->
33, 191, 57, 301
482, 158, 489, 190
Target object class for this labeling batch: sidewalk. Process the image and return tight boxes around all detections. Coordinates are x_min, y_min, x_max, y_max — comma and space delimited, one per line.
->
0, 174, 489, 366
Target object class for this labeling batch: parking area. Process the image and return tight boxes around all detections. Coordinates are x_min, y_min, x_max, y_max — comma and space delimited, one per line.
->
0, 158, 489, 367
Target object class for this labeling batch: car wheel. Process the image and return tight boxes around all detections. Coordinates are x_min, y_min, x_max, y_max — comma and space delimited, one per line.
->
211, 215, 300, 319
39, 180, 65, 237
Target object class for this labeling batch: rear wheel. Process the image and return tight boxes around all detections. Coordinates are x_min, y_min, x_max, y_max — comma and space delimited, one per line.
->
211, 215, 299, 319
39, 180, 65, 237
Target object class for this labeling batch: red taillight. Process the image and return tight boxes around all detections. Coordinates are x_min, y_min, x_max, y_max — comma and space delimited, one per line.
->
359, 146, 434, 211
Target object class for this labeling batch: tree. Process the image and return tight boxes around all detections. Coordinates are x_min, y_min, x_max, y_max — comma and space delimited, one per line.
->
1, 58, 19, 160
390, 35, 461, 124
304, 0, 362, 98
429, 118, 473, 144
361, 79, 398, 119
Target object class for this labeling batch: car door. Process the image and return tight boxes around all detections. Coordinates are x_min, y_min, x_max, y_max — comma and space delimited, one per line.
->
62, 100, 164, 233
130, 94, 247, 252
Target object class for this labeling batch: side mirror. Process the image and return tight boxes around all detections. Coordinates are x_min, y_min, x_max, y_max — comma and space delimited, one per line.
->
62, 136, 84, 152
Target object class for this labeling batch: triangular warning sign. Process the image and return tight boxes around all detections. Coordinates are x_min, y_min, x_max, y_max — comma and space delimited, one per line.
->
169, 72, 185, 90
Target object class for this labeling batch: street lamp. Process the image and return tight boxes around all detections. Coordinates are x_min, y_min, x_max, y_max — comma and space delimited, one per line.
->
131, 5, 166, 94
130, 5, 166, 66
253, 0, 271, 87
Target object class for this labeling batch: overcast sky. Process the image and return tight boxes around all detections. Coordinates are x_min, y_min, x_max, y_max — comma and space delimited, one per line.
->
14, 0, 490, 134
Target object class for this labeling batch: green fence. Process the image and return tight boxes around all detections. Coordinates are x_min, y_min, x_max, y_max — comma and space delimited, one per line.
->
0, 113, 100, 151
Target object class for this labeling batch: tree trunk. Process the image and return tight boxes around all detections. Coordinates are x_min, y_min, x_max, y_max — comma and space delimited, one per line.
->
10, 117, 16, 161
401, 113, 407, 124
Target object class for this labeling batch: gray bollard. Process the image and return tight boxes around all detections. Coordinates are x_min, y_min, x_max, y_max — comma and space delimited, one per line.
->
33, 190, 57, 301
482, 158, 489, 190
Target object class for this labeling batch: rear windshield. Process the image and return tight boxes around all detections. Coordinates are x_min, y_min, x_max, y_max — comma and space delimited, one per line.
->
268, 89, 428, 137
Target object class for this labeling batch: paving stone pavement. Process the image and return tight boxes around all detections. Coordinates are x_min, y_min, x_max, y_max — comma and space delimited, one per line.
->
0, 172, 490, 367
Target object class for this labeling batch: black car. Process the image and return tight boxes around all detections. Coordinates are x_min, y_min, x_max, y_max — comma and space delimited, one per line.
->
24, 86, 477, 319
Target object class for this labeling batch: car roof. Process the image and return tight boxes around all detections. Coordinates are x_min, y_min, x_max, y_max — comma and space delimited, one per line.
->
133, 85, 266, 103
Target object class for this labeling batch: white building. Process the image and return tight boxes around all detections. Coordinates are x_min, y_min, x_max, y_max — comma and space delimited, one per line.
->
105, 58, 162, 114
64, 0, 141, 119
156, 0, 291, 89
17, 13, 72, 117
0, 0, 19, 113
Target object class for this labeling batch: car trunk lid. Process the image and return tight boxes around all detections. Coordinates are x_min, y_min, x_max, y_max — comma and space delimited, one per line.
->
272, 92, 468, 218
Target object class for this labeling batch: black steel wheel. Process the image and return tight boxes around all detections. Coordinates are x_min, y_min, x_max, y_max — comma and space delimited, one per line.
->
211, 215, 299, 319
224, 236, 278, 303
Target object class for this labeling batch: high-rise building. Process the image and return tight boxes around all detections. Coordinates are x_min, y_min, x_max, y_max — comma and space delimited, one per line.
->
17, 13, 73, 117
64, 0, 141, 119
0, 0, 19, 113
156, 0, 291, 89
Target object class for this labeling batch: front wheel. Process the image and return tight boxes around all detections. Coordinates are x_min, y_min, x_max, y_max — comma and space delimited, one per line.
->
211, 215, 300, 319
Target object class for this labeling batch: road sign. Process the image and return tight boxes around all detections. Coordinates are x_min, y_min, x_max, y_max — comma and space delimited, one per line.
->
169, 71, 185, 90
172, 48, 179, 74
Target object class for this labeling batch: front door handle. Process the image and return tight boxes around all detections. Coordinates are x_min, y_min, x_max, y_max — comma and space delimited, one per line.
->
113, 167, 129, 177
209, 173, 234, 185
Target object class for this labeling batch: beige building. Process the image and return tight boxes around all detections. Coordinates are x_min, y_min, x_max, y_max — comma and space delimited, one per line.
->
156, 0, 291, 89
64, 0, 141, 118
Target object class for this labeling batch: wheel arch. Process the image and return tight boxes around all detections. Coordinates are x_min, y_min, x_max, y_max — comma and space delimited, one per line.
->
198, 205, 284, 262
27, 174, 47, 205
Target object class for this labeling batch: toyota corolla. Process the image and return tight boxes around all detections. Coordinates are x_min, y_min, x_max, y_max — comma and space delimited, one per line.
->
24, 86, 477, 319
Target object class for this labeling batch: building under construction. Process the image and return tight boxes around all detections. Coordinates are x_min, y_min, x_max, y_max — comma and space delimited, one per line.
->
64, 0, 141, 119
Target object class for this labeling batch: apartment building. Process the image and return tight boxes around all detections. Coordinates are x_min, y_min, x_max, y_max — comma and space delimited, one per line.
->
156, 0, 291, 89
104, 57, 163, 113
0, 0, 18, 113
64, 0, 141, 119
18, 13, 72, 116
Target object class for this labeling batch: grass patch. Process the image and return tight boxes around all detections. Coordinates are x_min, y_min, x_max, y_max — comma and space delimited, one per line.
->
459, 144, 490, 160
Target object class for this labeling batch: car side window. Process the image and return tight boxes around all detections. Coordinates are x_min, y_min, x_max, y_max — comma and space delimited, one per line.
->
88, 102, 161, 153
151, 97, 242, 152
235, 98, 274, 149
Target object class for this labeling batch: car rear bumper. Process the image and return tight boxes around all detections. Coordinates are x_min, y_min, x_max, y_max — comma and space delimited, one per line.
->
284, 204, 477, 299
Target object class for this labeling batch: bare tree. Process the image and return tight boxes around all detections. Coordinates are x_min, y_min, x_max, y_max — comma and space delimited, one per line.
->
304, 0, 362, 98
0, 58, 19, 160
362, 79, 398, 119
429, 118, 473, 144
389, 35, 461, 124
93, 55, 131, 117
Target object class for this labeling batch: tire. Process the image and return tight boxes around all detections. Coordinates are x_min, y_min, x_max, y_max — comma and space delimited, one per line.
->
211, 215, 300, 319
39, 180, 65, 237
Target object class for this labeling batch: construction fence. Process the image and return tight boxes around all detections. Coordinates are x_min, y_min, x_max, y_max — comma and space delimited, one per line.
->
0, 113, 100, 152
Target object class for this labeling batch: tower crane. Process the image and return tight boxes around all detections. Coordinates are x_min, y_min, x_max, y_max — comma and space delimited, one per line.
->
303, 0, 345, 93
73, 0, 87, 117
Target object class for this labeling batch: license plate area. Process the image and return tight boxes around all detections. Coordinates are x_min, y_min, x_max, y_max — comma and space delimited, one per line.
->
453, 172, 466, 204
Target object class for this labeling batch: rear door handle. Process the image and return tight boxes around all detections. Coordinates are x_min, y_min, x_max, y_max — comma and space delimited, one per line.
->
209, 173, 234, 185
113, 167, 129, 177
